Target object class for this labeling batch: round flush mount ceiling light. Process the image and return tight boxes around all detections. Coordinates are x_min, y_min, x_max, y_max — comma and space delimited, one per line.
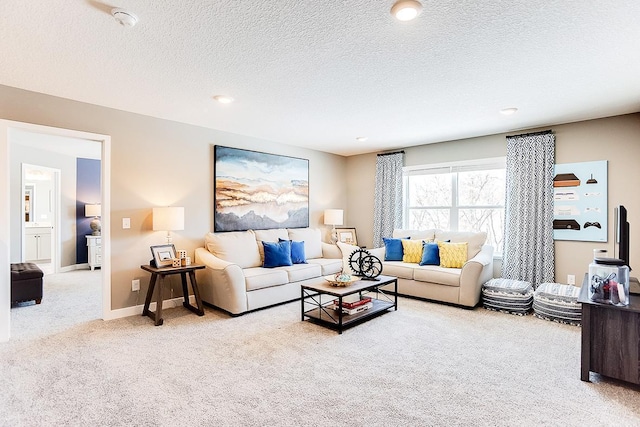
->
500, 107, 519, 115
111, 8, 138, 27
356, 136, 368, 142
391, 0, 423, 21
213, 95, 234, 104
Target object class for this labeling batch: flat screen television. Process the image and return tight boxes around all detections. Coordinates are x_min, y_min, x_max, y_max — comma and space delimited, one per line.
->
616, 205, 631, 270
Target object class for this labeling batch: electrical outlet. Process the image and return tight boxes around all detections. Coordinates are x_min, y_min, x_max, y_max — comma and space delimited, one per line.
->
122, 218, 131, 229
567, 274, 576, 285
132, 279, 140, 291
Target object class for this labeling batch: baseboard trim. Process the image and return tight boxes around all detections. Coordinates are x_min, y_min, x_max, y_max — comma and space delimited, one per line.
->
59, 264, 88, 273
105, 295, 198, 320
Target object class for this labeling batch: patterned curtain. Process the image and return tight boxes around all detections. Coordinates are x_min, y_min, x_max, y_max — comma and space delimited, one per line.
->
503, 131, 555, 288
373, 151, 404, 248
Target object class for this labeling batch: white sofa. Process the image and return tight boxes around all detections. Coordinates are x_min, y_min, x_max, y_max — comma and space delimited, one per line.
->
194, 228, 342, 315
378, 229, 494, 308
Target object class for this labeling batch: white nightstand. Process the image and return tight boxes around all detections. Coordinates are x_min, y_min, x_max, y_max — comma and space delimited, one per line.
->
86, 235, 102, 270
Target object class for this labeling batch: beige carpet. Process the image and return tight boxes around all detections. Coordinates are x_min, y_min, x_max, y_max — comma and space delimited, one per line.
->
2, 270, 640, 426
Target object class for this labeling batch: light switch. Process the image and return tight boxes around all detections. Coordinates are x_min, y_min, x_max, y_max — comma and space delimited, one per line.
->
122, 218, 131, 229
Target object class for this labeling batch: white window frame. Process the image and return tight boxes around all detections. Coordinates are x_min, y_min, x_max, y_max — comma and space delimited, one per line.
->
403, 157, 506, 252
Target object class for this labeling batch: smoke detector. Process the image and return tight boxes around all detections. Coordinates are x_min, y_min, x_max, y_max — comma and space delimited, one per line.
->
111, 8, 138, 27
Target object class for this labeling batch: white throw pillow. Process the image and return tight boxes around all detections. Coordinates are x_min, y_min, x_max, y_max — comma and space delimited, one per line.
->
336, 242, 385, 275
204, 230, 261, 268
336, 241, 359, 274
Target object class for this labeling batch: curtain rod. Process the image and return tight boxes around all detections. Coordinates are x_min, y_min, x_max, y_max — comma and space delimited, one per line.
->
506, 130, 553, 139
377, 150, 405, 157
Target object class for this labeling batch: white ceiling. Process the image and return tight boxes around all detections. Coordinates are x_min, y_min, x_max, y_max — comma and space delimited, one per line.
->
1, 1, 639, 156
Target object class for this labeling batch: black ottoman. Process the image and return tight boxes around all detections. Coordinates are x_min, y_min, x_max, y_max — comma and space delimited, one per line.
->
11, 263, 44, 305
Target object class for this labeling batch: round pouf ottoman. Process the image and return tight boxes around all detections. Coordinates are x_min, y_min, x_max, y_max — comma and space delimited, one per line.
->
482, 278, 534, 315
533, 282, 581, 326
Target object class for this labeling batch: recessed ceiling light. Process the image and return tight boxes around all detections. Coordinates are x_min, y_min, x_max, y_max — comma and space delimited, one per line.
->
356, 136, 368, 142
213, 95, 234, 104
111, 8, 138, 27
500, 107, 518, 115
391, 0, 423, 21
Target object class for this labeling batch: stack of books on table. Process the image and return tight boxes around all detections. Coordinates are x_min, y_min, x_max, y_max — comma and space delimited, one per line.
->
329, 296, 373, 315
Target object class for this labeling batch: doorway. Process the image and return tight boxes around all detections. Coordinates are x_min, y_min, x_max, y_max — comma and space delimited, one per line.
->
0, 120, 112, 342
21, 164, 59, 274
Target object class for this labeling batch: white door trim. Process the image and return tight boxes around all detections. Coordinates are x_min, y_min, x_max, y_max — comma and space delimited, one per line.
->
0, 119, 112, 342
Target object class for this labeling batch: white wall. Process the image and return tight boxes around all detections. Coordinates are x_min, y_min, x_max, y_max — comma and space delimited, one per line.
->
346, 114, 640, 285
0, 84, 348, 310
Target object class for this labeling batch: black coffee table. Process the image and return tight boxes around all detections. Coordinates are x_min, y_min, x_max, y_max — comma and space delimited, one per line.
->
301, 275, 397, 334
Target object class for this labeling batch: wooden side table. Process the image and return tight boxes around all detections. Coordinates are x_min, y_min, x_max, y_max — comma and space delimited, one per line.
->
140, 264, 205, 326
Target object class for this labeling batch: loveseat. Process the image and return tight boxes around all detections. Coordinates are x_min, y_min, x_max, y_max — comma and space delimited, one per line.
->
375, 229, 494, 307
194, 228, 342, 315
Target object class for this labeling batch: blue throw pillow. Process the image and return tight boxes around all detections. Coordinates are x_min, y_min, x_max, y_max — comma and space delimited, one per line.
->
290, 241, 307, 264
383, 237, 409, 261
263, 240, 293, 268
279, 238, 307, 264
419, 242, 440, 265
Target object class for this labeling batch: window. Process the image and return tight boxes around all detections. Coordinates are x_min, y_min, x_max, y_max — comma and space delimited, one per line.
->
403, 158, 506, 254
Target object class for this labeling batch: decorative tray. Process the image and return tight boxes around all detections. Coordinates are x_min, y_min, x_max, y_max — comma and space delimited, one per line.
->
324, 274, 360, 287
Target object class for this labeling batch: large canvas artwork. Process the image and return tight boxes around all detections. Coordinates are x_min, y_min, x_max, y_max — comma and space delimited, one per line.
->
214, 146, 309, 232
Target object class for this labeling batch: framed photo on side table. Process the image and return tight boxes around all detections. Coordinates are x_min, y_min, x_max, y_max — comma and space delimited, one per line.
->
336, 228, 358, 246
150, 244, 177, 268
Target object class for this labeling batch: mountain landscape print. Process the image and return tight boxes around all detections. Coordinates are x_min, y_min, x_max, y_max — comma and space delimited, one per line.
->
214, 146, 309, 231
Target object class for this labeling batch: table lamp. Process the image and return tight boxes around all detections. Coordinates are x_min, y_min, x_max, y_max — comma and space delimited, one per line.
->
85, 204, 102, 236
153, 206, 184, 244
324, 209, 343, 244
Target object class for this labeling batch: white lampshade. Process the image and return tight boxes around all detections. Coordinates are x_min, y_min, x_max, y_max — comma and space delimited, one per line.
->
324, 209, 344, 226
153, 207, 184, 231
85, 204, 101, 217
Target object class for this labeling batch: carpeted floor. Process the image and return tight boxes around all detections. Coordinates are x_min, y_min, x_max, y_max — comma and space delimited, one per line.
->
2, 270, 640, 426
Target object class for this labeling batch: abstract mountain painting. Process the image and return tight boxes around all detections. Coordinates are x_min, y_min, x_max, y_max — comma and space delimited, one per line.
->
214, 146, 309, 231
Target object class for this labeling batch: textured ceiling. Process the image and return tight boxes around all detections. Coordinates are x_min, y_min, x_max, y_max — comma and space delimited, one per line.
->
1, 1, 639, 156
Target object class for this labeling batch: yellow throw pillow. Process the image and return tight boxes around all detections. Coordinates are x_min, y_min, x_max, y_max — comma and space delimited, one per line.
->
438, 241, 468, 268
402, 239, 424, 263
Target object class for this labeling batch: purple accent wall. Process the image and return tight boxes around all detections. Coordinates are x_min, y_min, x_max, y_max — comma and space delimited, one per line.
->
76, 158, 101, 264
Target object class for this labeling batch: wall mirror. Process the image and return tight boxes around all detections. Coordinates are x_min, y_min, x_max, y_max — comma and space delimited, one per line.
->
24, 185, 34, 222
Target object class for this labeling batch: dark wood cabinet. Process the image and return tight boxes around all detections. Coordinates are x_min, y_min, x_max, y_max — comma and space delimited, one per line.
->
579, 276, 640, 385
